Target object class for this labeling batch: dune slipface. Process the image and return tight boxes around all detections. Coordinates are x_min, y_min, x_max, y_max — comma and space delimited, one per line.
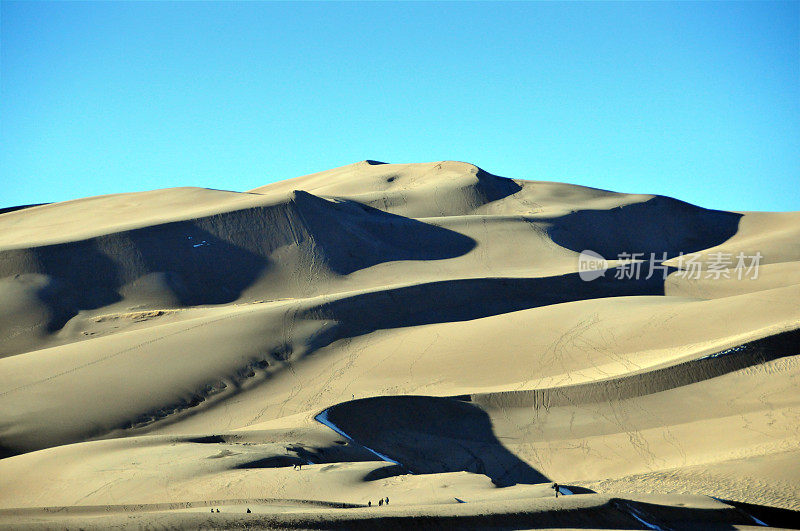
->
0, 161, 798, 529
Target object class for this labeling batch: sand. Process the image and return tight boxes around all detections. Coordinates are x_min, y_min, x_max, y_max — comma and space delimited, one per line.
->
0, 160, 798, 528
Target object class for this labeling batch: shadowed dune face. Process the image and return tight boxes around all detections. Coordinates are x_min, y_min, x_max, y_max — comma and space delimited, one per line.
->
285, 192, 476, 274
545, 196, 744, 258
0, 274, 78, 333
0, 161, 799, 526
296, 269, 671, 354
467, 167, 523, 206
470, 328, 800, 409
4, 224, 265, 308
0, 274, 82, 358
0, 192, 476, 339
0, 223, 267, 334
325, 395, 548, 487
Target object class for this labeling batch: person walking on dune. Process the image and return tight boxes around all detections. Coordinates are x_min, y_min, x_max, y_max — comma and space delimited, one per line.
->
552, 482, 559, 498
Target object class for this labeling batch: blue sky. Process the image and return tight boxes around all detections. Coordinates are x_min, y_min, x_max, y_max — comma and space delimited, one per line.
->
2, 1, 798, 211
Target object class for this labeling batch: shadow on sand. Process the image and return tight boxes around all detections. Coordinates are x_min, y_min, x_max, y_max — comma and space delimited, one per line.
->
0, 196, 477, 331
324, 395, 548, 487
546, 196, 743, 259
299, 266, 672, 352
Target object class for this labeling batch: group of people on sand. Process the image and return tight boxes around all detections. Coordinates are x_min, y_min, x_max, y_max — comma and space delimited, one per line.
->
210, 486, 557, 516
367, 497, 390, 507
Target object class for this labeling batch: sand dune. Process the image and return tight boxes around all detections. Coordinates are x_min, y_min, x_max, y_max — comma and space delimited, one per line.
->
0, 161, 798, 528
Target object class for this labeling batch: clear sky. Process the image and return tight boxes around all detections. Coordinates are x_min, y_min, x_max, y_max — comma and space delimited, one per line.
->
2, 1, 798, 212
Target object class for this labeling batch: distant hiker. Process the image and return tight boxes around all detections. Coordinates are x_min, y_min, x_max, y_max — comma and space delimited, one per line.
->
378, 499, 383, 506
216, 508, 220, 513
368, 501, 371, 507
385, 497, 389, 505
211, 508, 214, 513
246, 508, 251, 513
553, 482, 559, 498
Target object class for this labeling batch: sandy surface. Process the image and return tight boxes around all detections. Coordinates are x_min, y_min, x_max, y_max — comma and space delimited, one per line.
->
0, 160, 798, 528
